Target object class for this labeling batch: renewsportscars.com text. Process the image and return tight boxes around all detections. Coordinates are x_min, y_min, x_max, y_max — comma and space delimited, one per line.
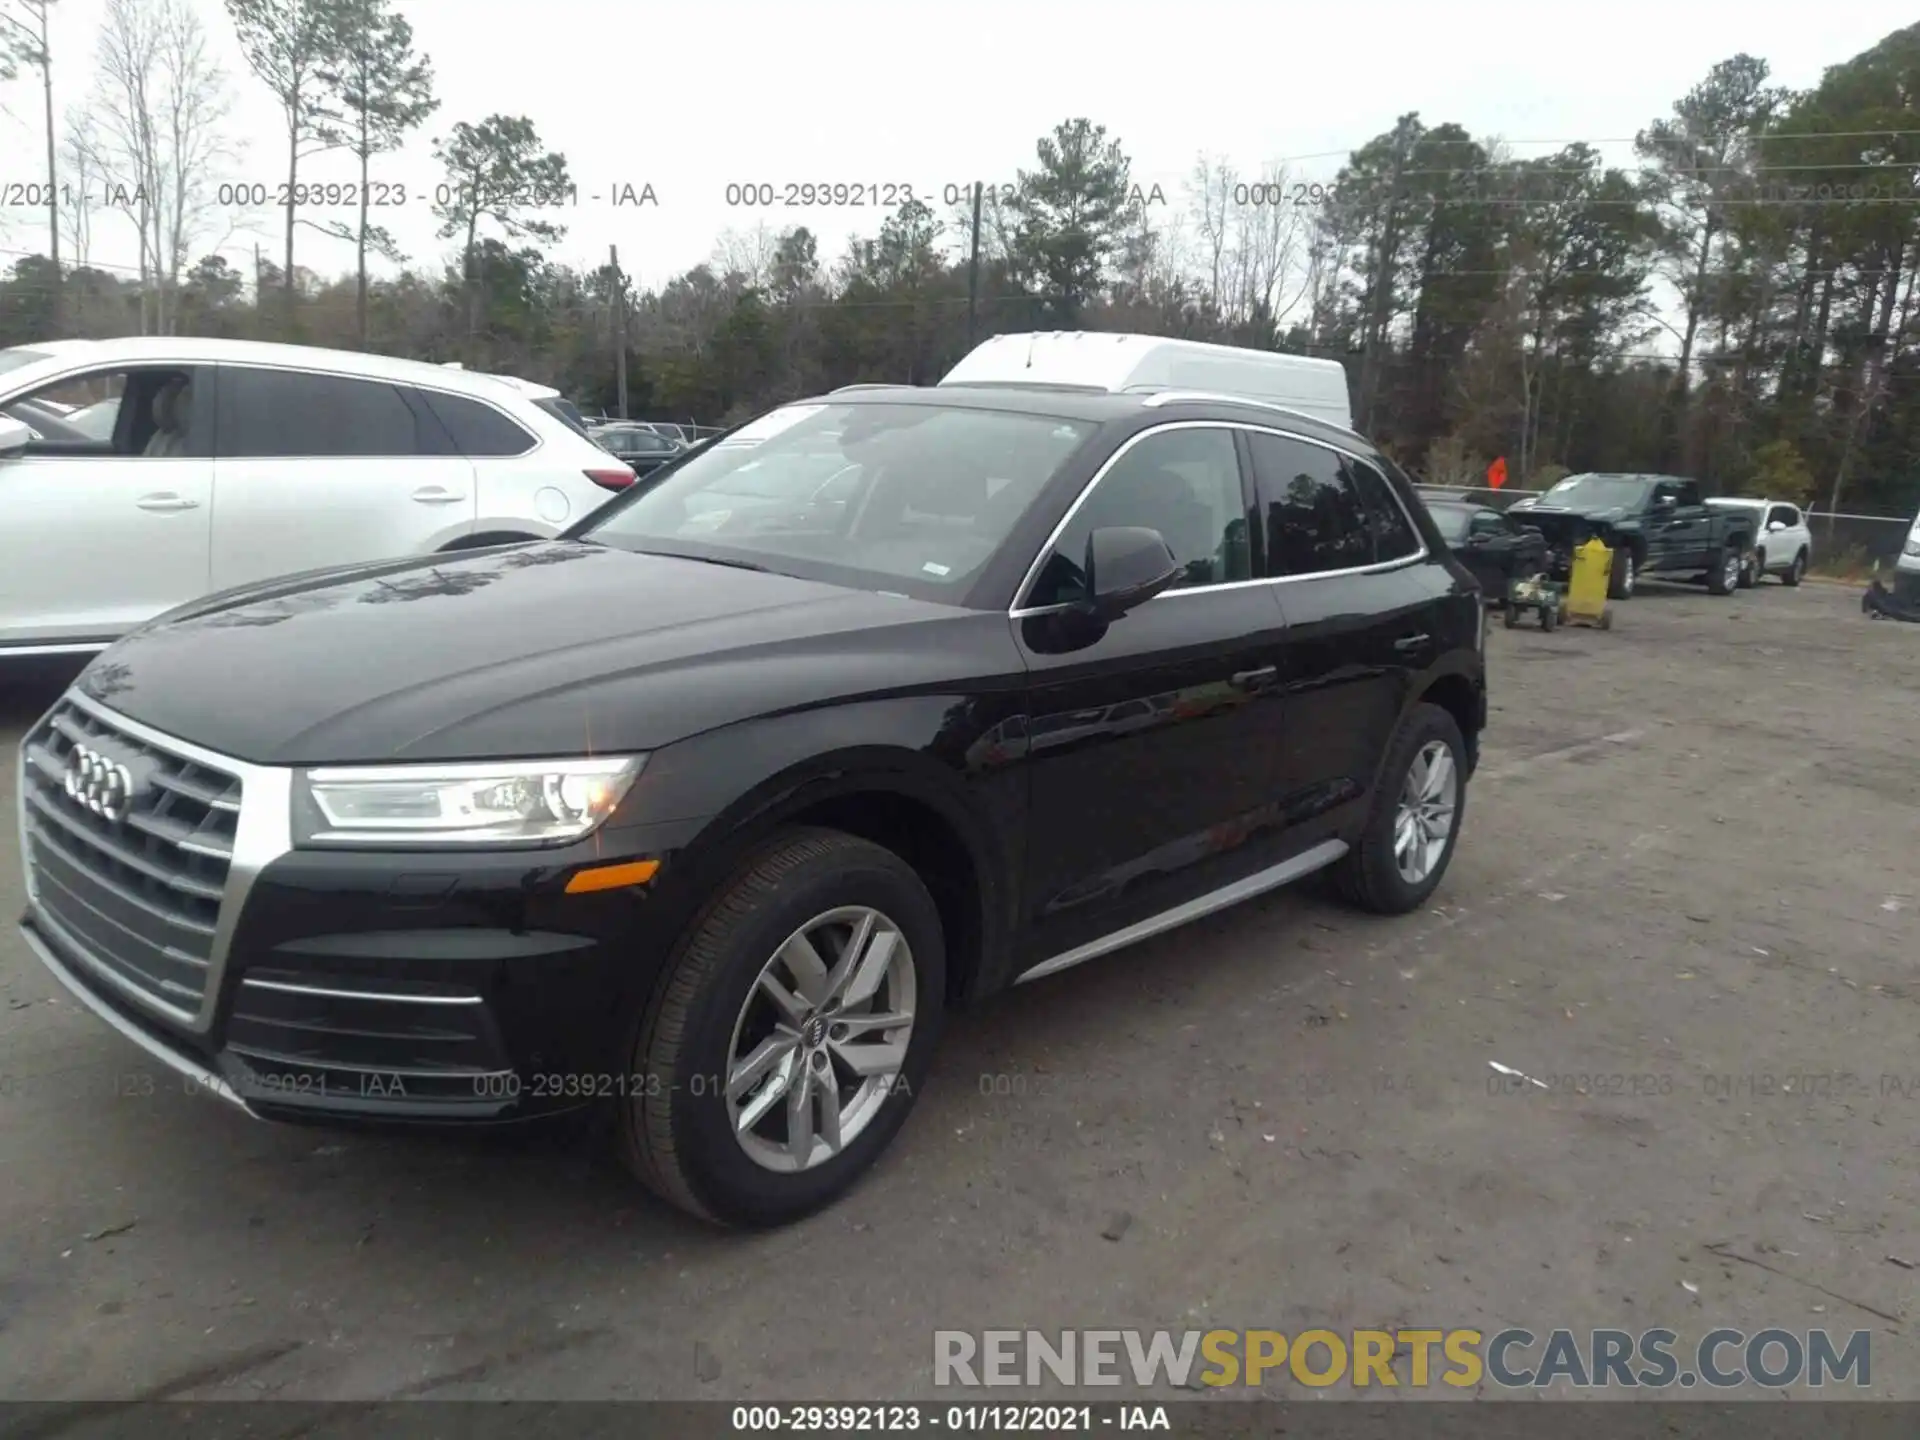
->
934, 1327, 1871, 1390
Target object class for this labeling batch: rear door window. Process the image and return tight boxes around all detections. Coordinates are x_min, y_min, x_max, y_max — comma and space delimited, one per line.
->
217, 367, 424, 457
1245, 431, 1374, 576
1345, 456, 1421, 562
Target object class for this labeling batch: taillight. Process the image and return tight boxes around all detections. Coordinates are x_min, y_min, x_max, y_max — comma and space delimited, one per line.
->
585, 466, 636, 492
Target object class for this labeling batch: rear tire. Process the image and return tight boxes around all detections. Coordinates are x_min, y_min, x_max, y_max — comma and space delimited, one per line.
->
1607, 547, 1636, 599
1331, 703, 1468, 916
1502, 603, 1519, 629
1782, 551, 1806, 587
616, 827, 946, 1227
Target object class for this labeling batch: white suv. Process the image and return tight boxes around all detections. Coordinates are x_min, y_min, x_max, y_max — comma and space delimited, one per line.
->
0, 337, 639, 656
1707, 496, 1812, 587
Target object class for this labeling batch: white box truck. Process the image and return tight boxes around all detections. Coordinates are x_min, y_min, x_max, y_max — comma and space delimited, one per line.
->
939, 331, 1354, 432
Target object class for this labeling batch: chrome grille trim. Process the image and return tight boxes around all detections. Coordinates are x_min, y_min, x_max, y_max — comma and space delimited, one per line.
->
19, 688, 293, 1035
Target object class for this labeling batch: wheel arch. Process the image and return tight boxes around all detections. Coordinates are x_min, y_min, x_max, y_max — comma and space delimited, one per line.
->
1412, 669, 1484, 778
652, 746, 1013, 1011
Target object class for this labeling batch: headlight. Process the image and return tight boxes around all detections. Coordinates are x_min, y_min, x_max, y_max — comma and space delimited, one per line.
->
295, 756, 643, 847
1904, 536, 1920, 558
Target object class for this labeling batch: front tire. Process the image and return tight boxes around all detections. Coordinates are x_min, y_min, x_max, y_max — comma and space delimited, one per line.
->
1331, 703, 1468, 916
1740, 549, 1763, 588
617, 828, 946, 1227
1782, 551, 1806, 587
1707, 546, 1741, 595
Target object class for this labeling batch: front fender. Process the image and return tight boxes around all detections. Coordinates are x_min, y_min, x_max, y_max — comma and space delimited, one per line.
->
617, 695, 1027, 1002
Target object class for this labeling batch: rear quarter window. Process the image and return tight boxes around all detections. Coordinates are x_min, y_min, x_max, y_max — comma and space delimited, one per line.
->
418, 390, 537, 456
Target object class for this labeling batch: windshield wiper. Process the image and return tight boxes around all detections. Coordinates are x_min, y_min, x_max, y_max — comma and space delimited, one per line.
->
634, 548, 772, 573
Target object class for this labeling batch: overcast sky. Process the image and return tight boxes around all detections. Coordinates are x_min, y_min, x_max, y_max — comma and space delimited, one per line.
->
0, 0, 1910, 294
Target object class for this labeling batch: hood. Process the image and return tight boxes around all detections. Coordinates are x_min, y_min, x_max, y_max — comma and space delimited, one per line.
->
1509, 499, 1627, 524
76, 541, 976, 764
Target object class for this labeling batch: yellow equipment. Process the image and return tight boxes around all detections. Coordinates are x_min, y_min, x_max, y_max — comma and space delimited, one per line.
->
1564, 537, 1614, 630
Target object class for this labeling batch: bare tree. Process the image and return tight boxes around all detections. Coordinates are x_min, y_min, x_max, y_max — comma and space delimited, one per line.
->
1187, 154, 1236, 314
225, 0, 346, 326
92, 0, 237, 333
1228, 160, 1309, 326
313, 0, 436, 344
60, 104, 100, 269
710, 224, 781, 291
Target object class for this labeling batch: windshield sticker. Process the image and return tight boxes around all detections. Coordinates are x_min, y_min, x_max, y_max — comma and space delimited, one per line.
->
921, 561, 952, 576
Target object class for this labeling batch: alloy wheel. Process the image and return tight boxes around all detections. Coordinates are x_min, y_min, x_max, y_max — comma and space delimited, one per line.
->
725, 906, 917, 1174
1393, 740, 1458, 885
1620, 553, 1635, 597
1723, 551, 1741, 591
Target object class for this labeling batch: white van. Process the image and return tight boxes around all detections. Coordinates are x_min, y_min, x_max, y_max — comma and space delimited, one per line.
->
939, 332, 1354, 431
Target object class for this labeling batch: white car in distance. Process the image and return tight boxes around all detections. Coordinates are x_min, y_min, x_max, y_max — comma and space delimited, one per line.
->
0, 337, 638, 657
1706, 496, 1813, 587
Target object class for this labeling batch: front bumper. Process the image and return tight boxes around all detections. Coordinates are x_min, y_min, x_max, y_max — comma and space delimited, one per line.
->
17, 691, 708, 1128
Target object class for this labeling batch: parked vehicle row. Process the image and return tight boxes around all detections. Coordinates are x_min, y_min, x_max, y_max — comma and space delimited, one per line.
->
1418, 475, 1814, 603
14, 332, 1486, 1229
1505, 473, 1759, 598
588, 421, 686, 476
0, 338, 638, 656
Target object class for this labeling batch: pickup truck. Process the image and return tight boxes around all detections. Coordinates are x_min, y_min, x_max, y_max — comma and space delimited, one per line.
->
1506, 473, 1757, 599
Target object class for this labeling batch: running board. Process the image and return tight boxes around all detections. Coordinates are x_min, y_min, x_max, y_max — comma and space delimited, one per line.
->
1016, 839, 1349, 985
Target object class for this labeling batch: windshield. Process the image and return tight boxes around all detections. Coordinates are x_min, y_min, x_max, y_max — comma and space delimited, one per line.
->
581, 401, 1096, 602
1540, 473, 1655, 508
1426, 506, 1472, 543
0, 347, 50, 380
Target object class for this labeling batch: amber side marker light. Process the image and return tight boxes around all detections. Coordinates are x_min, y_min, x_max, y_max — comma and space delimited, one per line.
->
565, 859, 661, 894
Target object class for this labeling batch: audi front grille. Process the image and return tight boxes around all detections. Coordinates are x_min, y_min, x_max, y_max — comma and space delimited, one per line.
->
19, 698, 242, 1021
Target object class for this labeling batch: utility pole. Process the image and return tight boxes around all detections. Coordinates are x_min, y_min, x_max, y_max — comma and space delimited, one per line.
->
610, 244, 628, 420
4, 2, 60, 329
966, 181, 984, 351
33, 1, 57, 329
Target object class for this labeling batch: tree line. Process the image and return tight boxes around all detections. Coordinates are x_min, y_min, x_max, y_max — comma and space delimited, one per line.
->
2, 6, 1918, 521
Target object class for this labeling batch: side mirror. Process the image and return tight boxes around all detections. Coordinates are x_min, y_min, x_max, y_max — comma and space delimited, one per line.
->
1656, 494, 1677, 508
0, 415, 31, 457
1767, 519, 1787, 532
1084, 526, 1181, 620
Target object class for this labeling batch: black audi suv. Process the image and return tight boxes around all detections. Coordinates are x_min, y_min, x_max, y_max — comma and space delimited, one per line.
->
17, 382, 1487, 1226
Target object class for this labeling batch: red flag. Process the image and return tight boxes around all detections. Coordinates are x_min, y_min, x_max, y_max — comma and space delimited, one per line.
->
1487, 456, 1508, 490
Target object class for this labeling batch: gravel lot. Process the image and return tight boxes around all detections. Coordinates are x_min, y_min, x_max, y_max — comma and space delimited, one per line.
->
1, 578, 1915, 1404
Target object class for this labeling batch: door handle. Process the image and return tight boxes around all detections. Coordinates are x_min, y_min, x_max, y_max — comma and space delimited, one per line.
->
1394, 633, 1431, 652
1231, 665, 1278, 689
410, 486, 466, 504
136, 492, 200, 512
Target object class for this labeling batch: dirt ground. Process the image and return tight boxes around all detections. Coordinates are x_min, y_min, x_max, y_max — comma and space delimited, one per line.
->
1, 577, 1915, 1404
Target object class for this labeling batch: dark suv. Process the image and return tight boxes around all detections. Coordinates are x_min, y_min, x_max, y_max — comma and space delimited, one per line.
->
17, 385, 1487, 1227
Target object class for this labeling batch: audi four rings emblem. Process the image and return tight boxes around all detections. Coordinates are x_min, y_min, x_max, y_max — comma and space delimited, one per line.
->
64, 744, 137, 823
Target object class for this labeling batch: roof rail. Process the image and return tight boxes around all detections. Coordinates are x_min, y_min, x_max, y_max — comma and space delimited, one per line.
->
831, 383, 905, 393
1137, 389, 1360, 436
